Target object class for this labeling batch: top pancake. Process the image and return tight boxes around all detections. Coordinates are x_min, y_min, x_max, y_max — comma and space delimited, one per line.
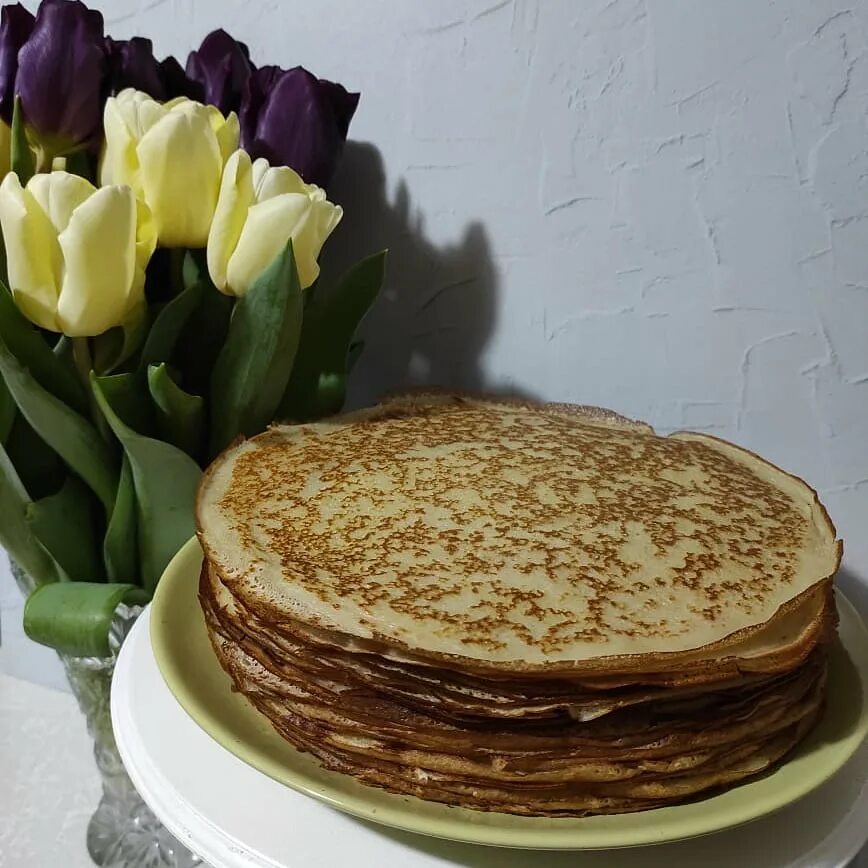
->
196, 393, 840, 674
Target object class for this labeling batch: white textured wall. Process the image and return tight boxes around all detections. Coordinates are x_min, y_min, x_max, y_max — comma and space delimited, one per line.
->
4, 0, 868, 686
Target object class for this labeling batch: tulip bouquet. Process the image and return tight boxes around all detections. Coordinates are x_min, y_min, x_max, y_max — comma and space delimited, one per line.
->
0, 0, 384, 658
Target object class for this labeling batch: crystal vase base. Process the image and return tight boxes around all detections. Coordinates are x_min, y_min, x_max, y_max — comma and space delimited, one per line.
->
63, 639, 202, 868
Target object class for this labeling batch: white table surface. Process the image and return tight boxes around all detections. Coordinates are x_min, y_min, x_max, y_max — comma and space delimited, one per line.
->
0, 672, 100, 868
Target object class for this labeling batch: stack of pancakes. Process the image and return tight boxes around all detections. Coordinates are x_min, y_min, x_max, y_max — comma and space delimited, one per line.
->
196, 394, 840, 816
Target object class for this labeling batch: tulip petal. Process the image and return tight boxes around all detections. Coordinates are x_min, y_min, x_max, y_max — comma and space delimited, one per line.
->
136, 106, 223, 248
250, 157, 269, 191
133, 197, 157, 283
294, 199, 342, 287
159, 56, 202, 102
0, 172, 61, 330
101, 91, 167, 198
0, 4, 34, 124
129, 197, 157, 322
100, 96, 143, 194
211, 108, 240, 163
56, 186, 137, 337
240, 65, 358, 187
185, 29, 253, 115
15, 0, 107, 148
207, 149, 254, 294
113, 88, 166, 137
27, 171, 95, 233
227, 193, 315, 292
106, 36, 166, 100
254, 161, 309, 201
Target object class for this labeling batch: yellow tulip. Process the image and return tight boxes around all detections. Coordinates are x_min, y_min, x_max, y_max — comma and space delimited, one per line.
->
0, 171, 156, 337
207, 149, 342, 296
100, 89, 239, 248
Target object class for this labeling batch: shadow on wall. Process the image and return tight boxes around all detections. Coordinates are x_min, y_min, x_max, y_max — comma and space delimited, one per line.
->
321, 141, 504, 408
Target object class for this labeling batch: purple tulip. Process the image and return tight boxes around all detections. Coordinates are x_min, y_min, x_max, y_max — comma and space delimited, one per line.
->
105, 36, 165, 99
0, 3, 34, 124
15, 0, 107, 152
185, 28, 252, 115
159, 55, 203, 102
105, 38, 197, 102
240, 65, 359, 188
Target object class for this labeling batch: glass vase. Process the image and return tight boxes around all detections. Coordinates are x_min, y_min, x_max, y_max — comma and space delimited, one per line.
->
11, 561, 201, 868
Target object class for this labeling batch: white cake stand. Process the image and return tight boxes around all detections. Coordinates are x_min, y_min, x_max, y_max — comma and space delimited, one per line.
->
112, 608, 868, 868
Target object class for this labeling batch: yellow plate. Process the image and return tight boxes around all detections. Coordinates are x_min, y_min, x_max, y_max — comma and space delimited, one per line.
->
151, 538, 868, 850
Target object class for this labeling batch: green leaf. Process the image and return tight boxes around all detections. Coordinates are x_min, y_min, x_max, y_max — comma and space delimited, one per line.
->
347, 340, 365, 374
0, 377, 15, 444
93, 372, 154, 437
209, 240, 303, 455
175, 286, 233, 398
104, 454, 138, 584
23, 582, 149, 657
0, 444, 64, 585
147, 364, 204, 458
92, 375, 201, 592
11, 96, 34, 184
0, 285, 88, 414
0, 335, 117, 510
182, 250, 206, 290
279, 251, 386, 421
27, 476, 103, 582
92, 309, 150, 374
5, 415, 64, 500
139, 279, 204, 372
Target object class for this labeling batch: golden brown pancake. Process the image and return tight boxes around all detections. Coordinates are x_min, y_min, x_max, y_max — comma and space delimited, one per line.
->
195, 393, 839, 816
197, 393, 839, 675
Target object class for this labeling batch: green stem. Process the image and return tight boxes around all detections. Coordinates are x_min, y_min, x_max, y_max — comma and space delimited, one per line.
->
72, 338, 111, 444
71, 336, 90, 376
71, 337, 93, 388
